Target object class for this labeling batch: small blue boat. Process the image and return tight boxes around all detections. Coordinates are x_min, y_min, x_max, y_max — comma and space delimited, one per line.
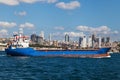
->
5, 28, 111, 58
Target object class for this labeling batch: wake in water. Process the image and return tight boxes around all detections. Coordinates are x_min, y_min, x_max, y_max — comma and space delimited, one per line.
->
0, 54, 6, 57
0, 55, 6, 57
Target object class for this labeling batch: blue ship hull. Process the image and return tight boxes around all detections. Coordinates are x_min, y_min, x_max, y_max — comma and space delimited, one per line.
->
5, 47, 111, 58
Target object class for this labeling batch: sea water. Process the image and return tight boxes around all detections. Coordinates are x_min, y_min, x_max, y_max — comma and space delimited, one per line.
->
0, 51, 120, 80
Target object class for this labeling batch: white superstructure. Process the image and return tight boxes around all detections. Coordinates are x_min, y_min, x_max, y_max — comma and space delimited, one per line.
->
12, 28, 29, 48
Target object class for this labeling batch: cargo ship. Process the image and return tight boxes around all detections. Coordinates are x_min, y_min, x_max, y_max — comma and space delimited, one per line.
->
5, 28, 111, 58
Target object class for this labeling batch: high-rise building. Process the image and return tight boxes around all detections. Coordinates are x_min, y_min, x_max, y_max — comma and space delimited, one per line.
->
49, 33, 52, 41
81, 36, 87, 48
106, 37, 110, 43
31, 34, 37, 42
98, 37, 101, 48
65, 34, 69, 42
40, 31, 44, 40
92, 34, 95, 41
88, 36, 92, 47
36, 36, 44, 45
101, 37, 105, 43
92, 34, 95, 47
79, 37, 83, 48
31, 34, 44, 44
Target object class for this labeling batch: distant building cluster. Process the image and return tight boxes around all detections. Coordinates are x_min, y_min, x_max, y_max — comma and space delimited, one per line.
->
0, 31, 119, 52
31, 34, 44, 45
30, 32, 111, 49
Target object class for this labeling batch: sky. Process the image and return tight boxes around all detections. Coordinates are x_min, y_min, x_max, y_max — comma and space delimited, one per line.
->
0, 0, 120, 41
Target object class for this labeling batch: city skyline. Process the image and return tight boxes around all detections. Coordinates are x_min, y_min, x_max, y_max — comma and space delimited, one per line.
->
0, 0, 120, 41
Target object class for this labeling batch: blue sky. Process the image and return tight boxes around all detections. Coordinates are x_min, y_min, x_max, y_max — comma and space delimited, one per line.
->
0, 0, 120, 41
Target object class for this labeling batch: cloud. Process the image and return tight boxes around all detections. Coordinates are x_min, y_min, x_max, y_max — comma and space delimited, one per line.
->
54, 26, 64, 30
13, 31, 18, 35
52, 32, 62, 36
0, 0, 57, 6
0, 29, 8, 37
0, 21, 17, 28
76, 26, 91, 32
37, 0, 57, 3
76, 25, 119, 35
0, 0, 19, 6
14, 11, 27, 16
64, 32, 85, 37
20, 0, 58, 4
20, 0, 39, 4
56, 1, 80, 10
52, 32, 85, 41
19, 22, 35, 28
76, 26, 110, 32
46, 0, 58, 3
112, 30, 119, 34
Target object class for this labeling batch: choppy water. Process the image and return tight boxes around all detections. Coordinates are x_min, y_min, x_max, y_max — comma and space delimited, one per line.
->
0, 51, 120, 80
